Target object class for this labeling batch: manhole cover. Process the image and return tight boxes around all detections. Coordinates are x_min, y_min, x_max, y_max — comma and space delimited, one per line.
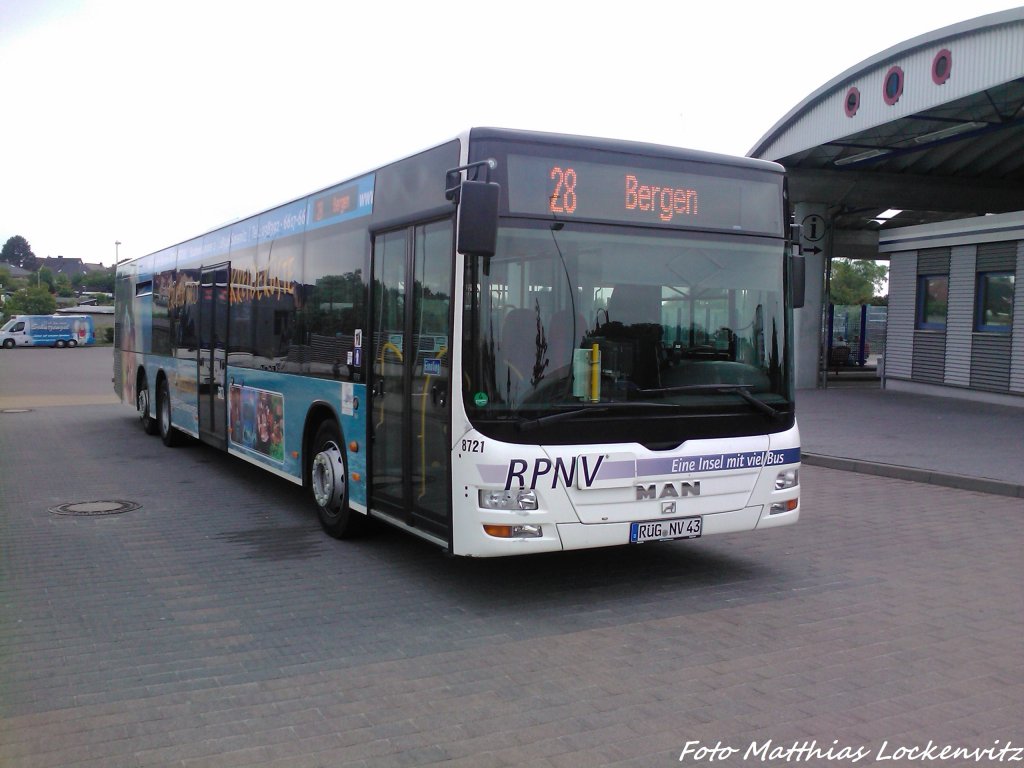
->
2, 409, 32, 414
50, 500, 141, 516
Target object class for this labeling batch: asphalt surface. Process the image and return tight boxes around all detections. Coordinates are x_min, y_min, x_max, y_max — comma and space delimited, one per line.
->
0, 343, 118, 409
1, 347, 1022, 767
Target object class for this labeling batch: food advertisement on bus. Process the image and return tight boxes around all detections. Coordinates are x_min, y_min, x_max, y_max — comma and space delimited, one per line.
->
229, 384, 285, 463
226, 370, 368, 510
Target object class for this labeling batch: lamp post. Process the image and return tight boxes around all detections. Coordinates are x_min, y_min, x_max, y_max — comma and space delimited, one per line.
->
114, 240, 121, 265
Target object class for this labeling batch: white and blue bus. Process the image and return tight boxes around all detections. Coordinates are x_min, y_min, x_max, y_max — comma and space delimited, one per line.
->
115, 128, 804, 557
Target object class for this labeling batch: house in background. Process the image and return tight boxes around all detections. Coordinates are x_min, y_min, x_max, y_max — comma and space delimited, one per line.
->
1, 263, 34, 280
39, 256, 106, 276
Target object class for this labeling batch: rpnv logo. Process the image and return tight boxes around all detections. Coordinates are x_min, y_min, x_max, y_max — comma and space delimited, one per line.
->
504, 455, 605, 490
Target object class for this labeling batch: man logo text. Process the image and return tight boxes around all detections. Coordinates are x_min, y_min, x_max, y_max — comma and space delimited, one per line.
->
636, 481, 701, 500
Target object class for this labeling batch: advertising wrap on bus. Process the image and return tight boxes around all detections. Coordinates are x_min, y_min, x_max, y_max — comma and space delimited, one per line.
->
115, 127, 802, 557
1, 315, 95, 348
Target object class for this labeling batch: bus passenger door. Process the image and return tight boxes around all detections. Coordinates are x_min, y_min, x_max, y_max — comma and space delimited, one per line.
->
198, 264, 229, 448
370, 221, 453, 542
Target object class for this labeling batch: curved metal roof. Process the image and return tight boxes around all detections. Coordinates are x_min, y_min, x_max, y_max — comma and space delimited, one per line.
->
750, 7, 1024, 231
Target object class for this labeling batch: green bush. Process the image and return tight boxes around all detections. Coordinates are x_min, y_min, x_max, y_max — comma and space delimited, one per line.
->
3, 286, 57, 319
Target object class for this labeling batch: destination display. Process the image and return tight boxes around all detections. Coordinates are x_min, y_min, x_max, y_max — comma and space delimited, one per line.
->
307, 173, 375, 232
506, 154, 782, 235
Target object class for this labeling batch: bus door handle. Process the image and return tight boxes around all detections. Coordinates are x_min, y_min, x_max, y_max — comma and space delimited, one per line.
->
431, 382, 447, 408
371, 379, 385, 398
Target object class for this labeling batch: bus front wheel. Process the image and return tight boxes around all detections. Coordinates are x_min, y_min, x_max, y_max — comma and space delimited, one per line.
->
309, 420, 364, 539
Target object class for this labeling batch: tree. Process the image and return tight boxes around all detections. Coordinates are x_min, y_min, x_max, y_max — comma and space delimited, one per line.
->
55, 273, 74, 297
1, 236, 38, 271
81, 269, 114, 293
829, 259, 888, 306
37, 267, 56, 292
3, 285, 57, 318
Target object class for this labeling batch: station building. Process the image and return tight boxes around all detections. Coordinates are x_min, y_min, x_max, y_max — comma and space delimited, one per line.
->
749, 7, 1024, 406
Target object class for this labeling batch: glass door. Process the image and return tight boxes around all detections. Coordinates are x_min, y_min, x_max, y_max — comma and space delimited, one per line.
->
370, 231, 407, 508
370, 221, 453, 540
198, 264, 229, 447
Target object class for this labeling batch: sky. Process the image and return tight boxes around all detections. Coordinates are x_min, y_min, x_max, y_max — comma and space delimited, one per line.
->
1, 0, 1021, 268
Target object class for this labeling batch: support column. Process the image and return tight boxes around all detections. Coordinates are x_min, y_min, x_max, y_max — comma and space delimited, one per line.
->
794, 203, 828, 389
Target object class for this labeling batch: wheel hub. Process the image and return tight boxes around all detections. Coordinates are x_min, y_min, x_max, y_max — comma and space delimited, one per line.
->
312, 443, 345, 510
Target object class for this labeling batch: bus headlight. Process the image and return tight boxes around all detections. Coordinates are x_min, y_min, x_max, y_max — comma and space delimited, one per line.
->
774, 468, 799, 490
478, 489, 538, 510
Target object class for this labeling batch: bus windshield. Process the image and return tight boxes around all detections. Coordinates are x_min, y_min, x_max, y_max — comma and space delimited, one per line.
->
462, 220, 790, 431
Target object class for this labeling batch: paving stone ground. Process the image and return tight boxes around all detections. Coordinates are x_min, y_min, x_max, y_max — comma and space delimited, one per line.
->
1, 350, 1022, 767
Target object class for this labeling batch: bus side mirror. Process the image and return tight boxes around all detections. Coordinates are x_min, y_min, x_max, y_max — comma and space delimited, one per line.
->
457, 180, 500, 257
791, 254, 806, 309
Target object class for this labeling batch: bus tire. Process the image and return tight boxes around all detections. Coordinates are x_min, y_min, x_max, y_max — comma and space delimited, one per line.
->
138, 375, 159, 435
309, 420, 364, 539
2, 339, 13, 349
55, 340, 66, 348
67, 339, 77, 348
158, 378, 184, 447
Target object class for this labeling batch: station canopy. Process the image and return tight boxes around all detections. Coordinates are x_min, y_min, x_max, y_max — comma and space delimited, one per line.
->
749, 7, 1024, 245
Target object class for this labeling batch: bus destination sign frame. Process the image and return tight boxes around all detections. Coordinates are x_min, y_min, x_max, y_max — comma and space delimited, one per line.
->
505, 153, 783, 236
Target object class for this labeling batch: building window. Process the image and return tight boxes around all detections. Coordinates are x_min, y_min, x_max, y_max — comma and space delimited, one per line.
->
883, 66, 904, 106
917, 275, 948, 329
844, 87, 860, 117
976, 272, 1014, 332
931, 49, 952, 85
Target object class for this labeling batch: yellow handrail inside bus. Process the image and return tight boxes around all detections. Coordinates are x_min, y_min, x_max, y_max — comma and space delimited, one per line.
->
378, 341, 404, 365
419, 346, 448, 501
375, 341, 404, 430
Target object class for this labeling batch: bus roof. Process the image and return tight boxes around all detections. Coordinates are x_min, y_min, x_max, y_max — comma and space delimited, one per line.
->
120, 127, 784, 267
469, 127, 785, 175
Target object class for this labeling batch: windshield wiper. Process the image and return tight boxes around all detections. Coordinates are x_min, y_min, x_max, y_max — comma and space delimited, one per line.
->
515, 401, 682, 432
636, 384, 784, 420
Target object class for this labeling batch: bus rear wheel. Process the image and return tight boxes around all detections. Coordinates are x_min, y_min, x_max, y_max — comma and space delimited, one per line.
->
138, 376, 159, 435
309, 420, 364, 539
158, 378, 184, 447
